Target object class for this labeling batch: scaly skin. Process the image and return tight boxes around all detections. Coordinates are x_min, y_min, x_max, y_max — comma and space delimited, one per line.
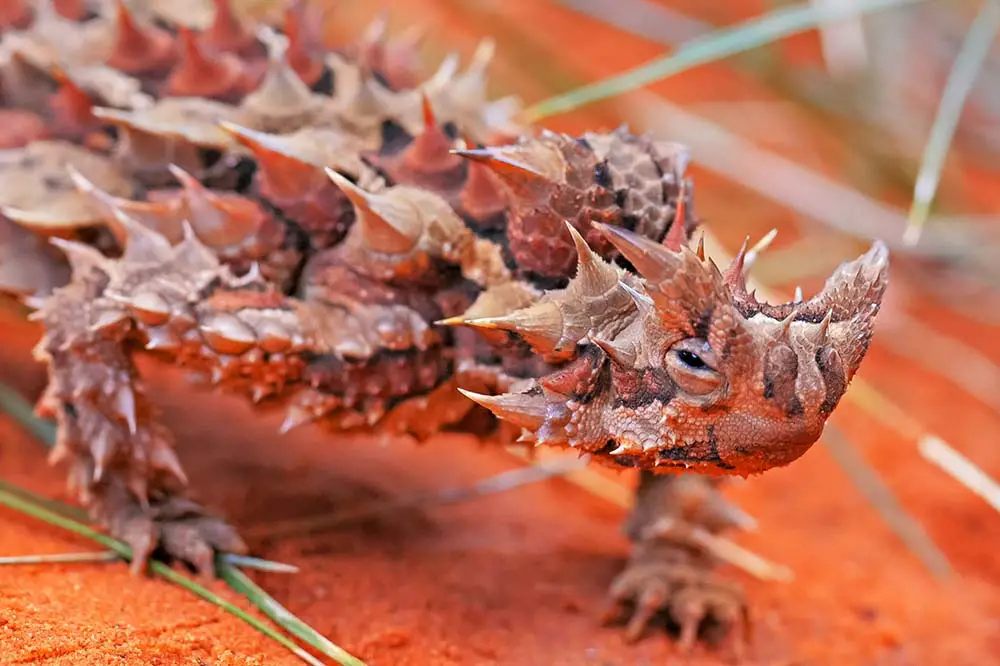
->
0, 0, 889, 653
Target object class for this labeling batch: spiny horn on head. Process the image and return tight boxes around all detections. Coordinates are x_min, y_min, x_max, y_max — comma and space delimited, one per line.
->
596, 222, 728, 339
723, 235, 750, 291
441, 220, 630, 358
661, 179, 689, 251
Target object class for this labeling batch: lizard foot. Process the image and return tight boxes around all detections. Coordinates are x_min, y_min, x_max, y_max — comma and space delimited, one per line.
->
601, 537, 748, 656
91, 484, 249, 578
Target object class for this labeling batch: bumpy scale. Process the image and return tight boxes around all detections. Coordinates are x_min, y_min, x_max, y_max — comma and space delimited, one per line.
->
0, 0, 889, 654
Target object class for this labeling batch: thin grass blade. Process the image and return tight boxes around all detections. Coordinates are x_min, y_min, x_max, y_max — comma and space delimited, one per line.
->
523, 0, 927, 121
0, 483, 326, 666
224, 554, 301, 574
0, 551, 119, 565
919, 435, 1000, 514
219, 564, 368, 666
822, 425, 953, 577
0, 381, 55, 444
0, 382, 359, 664
904, 0, 1000, 246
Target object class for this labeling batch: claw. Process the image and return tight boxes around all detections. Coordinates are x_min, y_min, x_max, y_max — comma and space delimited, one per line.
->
125, 521, 157, 576
624, 585, 668, 643
115, 386, 138, 435
673, 594, 707, 653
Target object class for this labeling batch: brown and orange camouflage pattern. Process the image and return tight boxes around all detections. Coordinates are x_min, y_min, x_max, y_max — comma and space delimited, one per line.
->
0, 0, 889, 653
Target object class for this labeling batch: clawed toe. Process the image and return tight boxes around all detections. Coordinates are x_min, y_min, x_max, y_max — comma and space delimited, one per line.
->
603, 552, 748, 657
94, 489, 247, 577
156, 514, 248, 577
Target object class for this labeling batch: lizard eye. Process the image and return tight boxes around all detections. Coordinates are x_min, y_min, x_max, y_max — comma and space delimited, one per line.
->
676, 349, 706, 369
664, 339, 722, 396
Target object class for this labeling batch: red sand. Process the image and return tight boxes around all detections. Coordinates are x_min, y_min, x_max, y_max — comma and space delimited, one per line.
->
3, 2, 1000, 664
3, 301, 999, 666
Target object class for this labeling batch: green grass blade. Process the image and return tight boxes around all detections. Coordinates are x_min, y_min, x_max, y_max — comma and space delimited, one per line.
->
219, 564, 368, 666
0, 551, 120, 565
522, 0, 928, 122
0, 484, 324, 665
0, 381, 55, 444
903, 0, 1000, 246
1, 477, 90, 520
0, 380, 365, 664
223, 554, 301, 574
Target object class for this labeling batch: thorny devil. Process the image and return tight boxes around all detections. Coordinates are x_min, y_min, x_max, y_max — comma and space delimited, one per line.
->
0, 0, 889, 653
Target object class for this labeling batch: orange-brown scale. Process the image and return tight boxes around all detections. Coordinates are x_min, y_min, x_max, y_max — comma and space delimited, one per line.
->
356, 106, 511, 234
360, 37, 425, 92
45, 73, 103, 143
106, 1, 178, 80
0, 0, 32, 31
252, 167, 355, 252
52, 0, 91, 22
281, 3, 326, 90
164, 27, 260, 102
352, 128, 692, 294
300, 258, 454, 318
457, 157, 510, 232
363, 100, 468, 195
455, 129, 695, 289
120, 286, 312, 405
291, 244, 479, 424
0, 109, 49, 147
225, 137, 358, 252
198, 0, 263, 58
142, 186, 302, 290
302, 345, 451, 416
538, 345, 609, 398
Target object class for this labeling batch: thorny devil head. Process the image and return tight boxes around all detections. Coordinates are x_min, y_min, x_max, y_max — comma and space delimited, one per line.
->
452, 216, 889, 478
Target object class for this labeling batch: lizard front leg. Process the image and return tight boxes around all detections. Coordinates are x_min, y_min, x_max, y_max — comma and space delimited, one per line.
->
27, 209, 313, 575
603, 472, 751, 654
33, 274, 248, 575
